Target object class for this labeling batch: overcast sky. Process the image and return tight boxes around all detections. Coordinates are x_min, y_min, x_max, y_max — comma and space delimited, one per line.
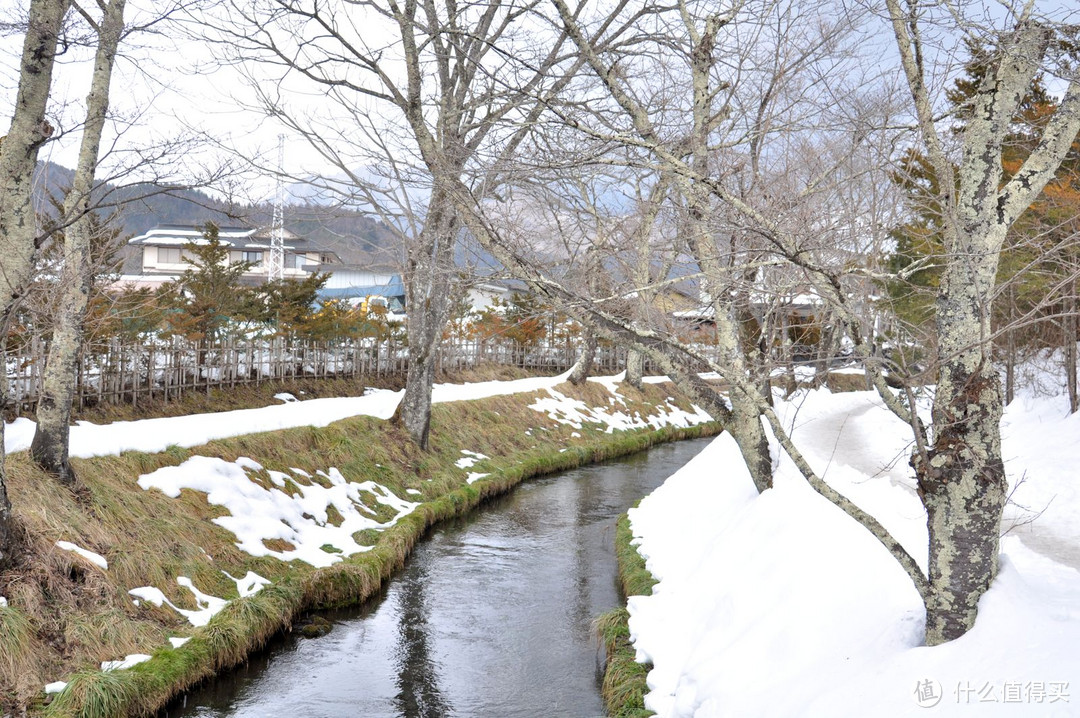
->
4, 0, 1080, 208
0, 0, 315, 202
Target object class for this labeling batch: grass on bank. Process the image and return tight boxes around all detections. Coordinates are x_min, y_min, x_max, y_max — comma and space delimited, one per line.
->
598, 511, 659, 718
0, 377, 718, 718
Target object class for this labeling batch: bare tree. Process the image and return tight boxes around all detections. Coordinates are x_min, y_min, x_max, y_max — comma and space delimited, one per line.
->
0, 0, 70, 565
885, 2, 1080, 643
212, 0, 580, 448
30, 0, 127, 485
538, 0, 1080, 644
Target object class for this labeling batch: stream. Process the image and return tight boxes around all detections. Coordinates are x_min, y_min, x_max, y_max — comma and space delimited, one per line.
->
164, 437, 712, 718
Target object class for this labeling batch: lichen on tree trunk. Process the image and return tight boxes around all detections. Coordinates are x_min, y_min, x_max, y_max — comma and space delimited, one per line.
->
914, 363, 1007, 645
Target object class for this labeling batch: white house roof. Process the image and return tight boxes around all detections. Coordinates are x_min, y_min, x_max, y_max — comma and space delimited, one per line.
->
128, 224, 335, 258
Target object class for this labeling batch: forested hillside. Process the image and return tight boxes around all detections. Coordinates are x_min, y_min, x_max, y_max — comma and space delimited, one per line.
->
32, 161, 399, 266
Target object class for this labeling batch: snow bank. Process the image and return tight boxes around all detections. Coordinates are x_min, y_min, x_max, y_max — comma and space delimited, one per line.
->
4, 371, 578, 459
629, 387, 1080, 717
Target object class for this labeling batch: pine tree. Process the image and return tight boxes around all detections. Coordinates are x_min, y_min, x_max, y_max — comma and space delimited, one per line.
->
164, 222, 254, 342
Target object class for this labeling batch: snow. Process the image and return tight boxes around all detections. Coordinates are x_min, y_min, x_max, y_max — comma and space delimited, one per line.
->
455, 450, 489, 469
101, 654, 151, 672
0, 596, 6, 607
628, 382, 1080, 718
169, 637, 192, 649
465, 472, 490, 485
55, 541, 108, 570
44, 682, 67, 695
128, 571, 270, 628
3, 371, 578, 459
274, 392, 298, 402
529, 389, 712, 433
137, 457, 420, 567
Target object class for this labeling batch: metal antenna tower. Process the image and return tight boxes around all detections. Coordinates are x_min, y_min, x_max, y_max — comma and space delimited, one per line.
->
268, 134, 286, 281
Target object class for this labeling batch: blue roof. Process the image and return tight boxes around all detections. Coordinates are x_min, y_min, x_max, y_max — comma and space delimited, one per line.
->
316, 276, 405, 301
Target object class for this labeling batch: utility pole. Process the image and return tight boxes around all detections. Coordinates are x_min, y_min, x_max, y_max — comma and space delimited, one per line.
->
269, 133, 286, 281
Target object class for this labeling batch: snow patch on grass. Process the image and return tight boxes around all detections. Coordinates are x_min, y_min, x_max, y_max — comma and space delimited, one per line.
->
455, 450, 489, 469
55, 541, 108, 570
101, 654, 152, 672
137, 456, 420, 567
529, 388, 711, 433
129, 570, 271, 628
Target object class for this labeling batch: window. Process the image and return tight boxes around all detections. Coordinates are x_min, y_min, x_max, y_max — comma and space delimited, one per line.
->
158, 247, 182, 263
242, 251, 263, 266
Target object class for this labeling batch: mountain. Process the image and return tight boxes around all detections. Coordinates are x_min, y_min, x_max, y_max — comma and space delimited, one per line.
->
32, 161, 401, 269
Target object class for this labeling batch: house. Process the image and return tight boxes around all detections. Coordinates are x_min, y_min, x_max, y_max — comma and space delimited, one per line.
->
466, 282, 514, 313
115, 224, 339, 289
311, 263, 407, 313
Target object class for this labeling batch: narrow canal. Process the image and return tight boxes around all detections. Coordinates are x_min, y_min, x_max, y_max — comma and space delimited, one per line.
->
166, 437, 712, 718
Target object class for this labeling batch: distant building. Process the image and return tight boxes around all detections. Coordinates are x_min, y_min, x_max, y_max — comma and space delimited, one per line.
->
114, 224, 339, 289
466, 282, 514, 313
311, 263, 407, 313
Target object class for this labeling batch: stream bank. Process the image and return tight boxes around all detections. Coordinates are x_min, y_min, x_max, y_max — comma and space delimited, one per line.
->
0, 378, 718, 717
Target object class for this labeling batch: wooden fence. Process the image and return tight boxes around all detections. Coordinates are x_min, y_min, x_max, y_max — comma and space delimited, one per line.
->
4, 336, 630, 414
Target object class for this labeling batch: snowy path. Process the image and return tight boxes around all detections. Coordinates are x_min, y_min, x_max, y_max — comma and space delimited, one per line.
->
3, 372, 575, 459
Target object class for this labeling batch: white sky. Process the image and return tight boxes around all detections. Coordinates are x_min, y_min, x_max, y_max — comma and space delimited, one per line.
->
3, 0, 1079, 205
1, 0, 319, 201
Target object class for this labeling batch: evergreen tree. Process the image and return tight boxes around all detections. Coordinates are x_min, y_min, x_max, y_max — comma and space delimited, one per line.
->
164, 222, 254, 341
888, 40, 1080, 404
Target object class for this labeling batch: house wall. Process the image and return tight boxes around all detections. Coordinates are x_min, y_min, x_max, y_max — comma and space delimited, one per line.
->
141, 247, 323, 280
322, 269, 397, 290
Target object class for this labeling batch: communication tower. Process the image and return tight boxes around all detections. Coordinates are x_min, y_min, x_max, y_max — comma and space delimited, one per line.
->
268, 134, 286, 281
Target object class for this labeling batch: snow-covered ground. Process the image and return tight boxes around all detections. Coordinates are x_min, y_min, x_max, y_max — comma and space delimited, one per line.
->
3, 372, 576, 458
628, 380, 1080, 717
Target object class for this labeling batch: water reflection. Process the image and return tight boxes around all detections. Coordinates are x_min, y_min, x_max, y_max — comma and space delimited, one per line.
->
163, 438, 711, 718
393, 564, 453, 717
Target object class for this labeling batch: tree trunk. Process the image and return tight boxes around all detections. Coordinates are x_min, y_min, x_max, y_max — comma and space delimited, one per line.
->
395, 185, 459, 449
914, 363, 1007, 645
625, 347, 644, 389
913, 220, 1010, 646
31, 0, 126, 485
0, 0, 70, 566
1066, 293, 1078, 414
567, 332, 597, 385
0, 381, 15, 567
